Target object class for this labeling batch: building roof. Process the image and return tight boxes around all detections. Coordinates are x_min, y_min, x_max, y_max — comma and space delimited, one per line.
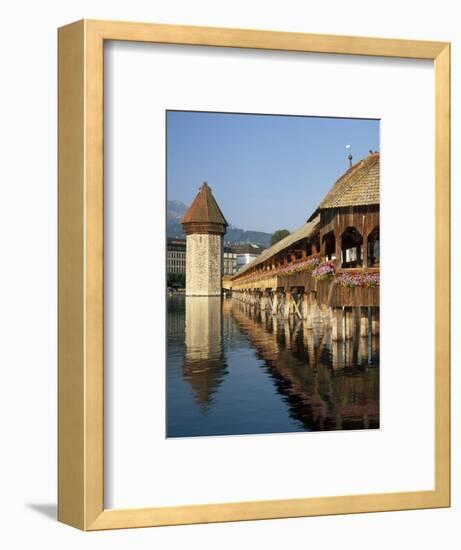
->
167, 237, 186, 246
181, 182, 228, 226
232, 243, 265, 255
308, 152, 379, 220
231, 216, 320, 279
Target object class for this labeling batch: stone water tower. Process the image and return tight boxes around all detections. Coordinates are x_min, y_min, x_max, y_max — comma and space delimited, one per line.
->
181, 182, 228, 296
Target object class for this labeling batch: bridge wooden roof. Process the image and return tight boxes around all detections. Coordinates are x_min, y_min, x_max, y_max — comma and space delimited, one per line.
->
181, 182, 228, 226
308, 152, 380, 220
231, 216, 320, 279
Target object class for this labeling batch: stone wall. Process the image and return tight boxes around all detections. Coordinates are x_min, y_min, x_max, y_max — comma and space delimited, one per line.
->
186, 233, 223, 296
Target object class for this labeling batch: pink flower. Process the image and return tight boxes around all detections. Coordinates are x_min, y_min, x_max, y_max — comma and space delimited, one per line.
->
334, 271, 379, 288
312, 261, 335, 281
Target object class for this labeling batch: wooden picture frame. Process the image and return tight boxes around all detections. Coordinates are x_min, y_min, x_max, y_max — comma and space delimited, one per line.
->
58, 19, 450, 530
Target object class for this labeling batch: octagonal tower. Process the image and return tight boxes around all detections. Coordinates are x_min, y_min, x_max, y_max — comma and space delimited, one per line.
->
181, 182, 228, 296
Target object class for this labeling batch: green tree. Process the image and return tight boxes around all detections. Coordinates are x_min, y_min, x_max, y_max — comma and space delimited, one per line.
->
167, 273, 186, 288
270, 229, 290, 246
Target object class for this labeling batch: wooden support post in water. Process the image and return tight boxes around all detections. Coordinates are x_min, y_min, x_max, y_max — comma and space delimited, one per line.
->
292, 292, 302, 319
371, 334, 379, 358
261, 307, 267, 324
284, 290, 292, 319
371, 307, 380, 336
305, 292, 315, 329
303, 323, 317, 366
345, 339, 354, 365
272, 315, 278, 337
272, 291, 279, 316
260, 290, 268, 311
331, 307, 344, 341
360, 307, 369, 337
312, 294, 321, 327
267, 292, 273, 312
320, 304, 331, 330
331, 340, 344, 369
344, 307, 354, 340
359, 335, 368, 366
302, 291, 309, 321
284, 320, 292, 348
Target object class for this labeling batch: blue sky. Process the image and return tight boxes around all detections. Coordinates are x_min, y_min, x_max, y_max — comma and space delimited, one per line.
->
167, 111, 379, 234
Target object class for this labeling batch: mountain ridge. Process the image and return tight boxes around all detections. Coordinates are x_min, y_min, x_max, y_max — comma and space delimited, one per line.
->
167, 200, 272, 246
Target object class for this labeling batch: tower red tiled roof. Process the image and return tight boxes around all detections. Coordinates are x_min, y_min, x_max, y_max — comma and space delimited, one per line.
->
181, 182, 228, 226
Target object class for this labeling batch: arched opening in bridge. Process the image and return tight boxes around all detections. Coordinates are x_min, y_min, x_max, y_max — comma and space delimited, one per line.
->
294, 246, 303, 260
341, 227, 363, 268
367, 226, 380, 267
322, 231, 336, 261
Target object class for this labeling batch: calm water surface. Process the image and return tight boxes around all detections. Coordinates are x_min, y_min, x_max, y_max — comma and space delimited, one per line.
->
167, 295, 379, 438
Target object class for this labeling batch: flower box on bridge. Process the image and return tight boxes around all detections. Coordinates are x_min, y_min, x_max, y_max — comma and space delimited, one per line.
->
316, 269, 380, 308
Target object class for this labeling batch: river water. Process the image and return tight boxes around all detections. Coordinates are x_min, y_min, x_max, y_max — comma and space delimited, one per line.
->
167, 295, 379, 438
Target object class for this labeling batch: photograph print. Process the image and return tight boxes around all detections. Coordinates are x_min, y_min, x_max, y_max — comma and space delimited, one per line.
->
166, 110, 380, 438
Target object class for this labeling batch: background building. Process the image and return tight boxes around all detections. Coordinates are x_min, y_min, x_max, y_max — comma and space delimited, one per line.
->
233, 243, 265, 270
166, 238, 186, 287
223, 246, 237, 275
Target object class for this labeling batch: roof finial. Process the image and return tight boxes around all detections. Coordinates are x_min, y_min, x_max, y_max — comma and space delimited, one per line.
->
346, 144, 353, 168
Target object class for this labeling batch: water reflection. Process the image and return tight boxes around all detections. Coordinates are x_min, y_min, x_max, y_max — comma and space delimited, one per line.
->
184, 297, 227, 411
167, 295, 379, 437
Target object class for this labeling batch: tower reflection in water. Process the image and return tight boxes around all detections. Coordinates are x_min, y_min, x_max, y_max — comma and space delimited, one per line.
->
166, 296, 379, 438
183, 297, 227, 411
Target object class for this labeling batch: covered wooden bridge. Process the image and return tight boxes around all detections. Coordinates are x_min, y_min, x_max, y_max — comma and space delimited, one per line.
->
227, 152, 380, 341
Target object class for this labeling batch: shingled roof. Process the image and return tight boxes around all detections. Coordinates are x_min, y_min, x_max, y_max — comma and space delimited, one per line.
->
181, 182, 228, 226
231, 216, 320, 279
308, 152, 379, 220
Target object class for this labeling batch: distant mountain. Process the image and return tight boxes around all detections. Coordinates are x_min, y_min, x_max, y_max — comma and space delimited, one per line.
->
167, 200, 188, 223
224, 228, 272, 247
166, 200, 272, 246
166, 200, 188, 239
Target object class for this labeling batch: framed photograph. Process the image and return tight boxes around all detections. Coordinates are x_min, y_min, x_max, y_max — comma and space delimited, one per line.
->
58, 20, 450, 530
